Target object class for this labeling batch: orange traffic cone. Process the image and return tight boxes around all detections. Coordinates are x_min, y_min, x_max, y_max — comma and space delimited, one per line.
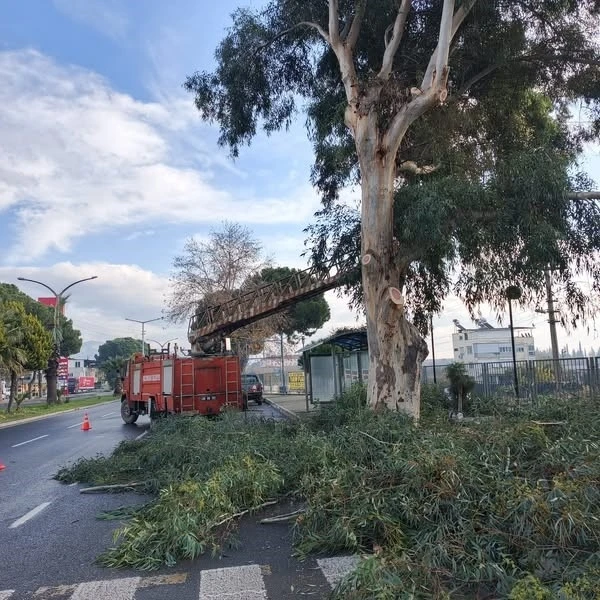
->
81, 413, 92, 431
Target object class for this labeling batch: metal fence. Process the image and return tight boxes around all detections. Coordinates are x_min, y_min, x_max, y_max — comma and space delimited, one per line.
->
422, 357, 600, 400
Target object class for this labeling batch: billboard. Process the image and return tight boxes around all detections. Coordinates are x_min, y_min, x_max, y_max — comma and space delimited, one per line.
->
288, 371, 305, 392
78, 376, 95, 391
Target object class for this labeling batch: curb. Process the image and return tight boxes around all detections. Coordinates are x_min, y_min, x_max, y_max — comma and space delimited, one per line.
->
0, 398, 120, 430
264, 397, 301, 421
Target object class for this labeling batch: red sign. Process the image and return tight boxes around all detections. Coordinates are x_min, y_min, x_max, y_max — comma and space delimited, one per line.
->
78, 376, 95, 390
57, 357, 69, 377
38, 297, 65, 315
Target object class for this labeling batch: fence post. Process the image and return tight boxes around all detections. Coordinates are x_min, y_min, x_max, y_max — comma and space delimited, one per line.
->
481, 363, 490, 399
529, 360, 537, 404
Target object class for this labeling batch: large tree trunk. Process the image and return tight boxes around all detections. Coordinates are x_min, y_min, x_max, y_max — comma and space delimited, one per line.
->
7, 371, 17, 413
46, 351, 59, 405
359, 148, 428, 418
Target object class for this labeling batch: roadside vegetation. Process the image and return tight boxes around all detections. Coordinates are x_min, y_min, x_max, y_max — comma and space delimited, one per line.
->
0, 395, 111, 424
56, 386, 599, 598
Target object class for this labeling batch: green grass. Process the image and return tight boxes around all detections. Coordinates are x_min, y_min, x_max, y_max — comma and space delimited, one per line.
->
0, 395, 114, 424
55, 386, 600, 598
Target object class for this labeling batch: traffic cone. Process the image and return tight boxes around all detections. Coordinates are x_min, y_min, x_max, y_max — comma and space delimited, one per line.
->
81, 413, 92, 431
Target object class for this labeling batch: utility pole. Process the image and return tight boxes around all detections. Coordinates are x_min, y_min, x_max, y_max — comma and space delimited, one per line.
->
430, 315, 437, 384
280, 332, 286, 394
125, 317, 163, 355
506, 285, 522, 399
536, 269, 561, 388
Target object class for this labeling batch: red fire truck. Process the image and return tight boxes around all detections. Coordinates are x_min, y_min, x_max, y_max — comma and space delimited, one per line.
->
120, 349, 244, 424
119, 259, 351, 425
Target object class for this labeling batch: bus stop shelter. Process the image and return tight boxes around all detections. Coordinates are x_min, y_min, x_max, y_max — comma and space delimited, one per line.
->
301, 328, 368, 405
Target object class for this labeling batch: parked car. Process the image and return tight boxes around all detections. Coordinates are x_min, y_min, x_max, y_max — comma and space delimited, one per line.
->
242, 374, 263, 405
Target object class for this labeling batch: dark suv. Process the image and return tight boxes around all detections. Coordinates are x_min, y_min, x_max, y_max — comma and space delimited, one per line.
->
242, 374, 263, 405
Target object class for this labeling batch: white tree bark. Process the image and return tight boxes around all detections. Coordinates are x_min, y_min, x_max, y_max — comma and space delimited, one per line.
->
327, 0, 476, 416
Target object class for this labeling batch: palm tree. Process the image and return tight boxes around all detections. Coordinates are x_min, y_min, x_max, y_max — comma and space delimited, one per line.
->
0, 324, 27, 413
445, 362, 476, 416
100, 356, 128, 395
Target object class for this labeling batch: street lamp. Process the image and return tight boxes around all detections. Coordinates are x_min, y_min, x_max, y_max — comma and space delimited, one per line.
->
17, 276, 98, 350
147, 338, 177, 351
506, 285, 522, 398
17, 275, 98, 404
125, 317, 163, 355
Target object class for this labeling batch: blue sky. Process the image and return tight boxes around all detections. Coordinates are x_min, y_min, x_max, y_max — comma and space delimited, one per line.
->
0, 0, 599, 358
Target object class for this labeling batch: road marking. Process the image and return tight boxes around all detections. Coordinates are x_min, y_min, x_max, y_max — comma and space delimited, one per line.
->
70, 577, 140, 600
316, 556, 361, 588
135, 430, 148, 441
199, 564, 266, 599
0, 591, 15, 600
9, 502, 52, 529
11, 434, 49, 448
67, 423, 81, 429
35, 573, 186, 597
100, 412, 116, 418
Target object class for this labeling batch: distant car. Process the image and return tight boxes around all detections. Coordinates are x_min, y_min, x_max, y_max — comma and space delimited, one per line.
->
242, 374, 263, 405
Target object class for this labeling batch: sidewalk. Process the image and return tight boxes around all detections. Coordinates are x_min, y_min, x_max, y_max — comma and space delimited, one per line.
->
264, 394, 318, 421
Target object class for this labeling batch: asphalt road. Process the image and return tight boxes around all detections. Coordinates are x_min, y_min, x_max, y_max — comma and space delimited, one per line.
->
0, 401, 354, 599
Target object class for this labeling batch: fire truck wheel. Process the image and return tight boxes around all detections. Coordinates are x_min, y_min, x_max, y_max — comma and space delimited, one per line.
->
121, 399, 139, 424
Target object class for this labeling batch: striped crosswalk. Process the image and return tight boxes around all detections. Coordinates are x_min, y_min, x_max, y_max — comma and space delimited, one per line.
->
0, 555, 361, 600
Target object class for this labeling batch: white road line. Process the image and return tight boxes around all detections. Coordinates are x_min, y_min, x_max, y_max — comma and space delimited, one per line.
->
9, 502, 52, 529
11, 434, 49, 448
316, 556, 361, 588
0, 591, 15, 600
70, 577, 140, 600
199, 565, 266, 599
67, 423, 81, 429
135, 431, 148, 441
100, 412, 116, 418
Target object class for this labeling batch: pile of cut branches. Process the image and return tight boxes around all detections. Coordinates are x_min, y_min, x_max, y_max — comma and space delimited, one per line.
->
56, 387, 600, 597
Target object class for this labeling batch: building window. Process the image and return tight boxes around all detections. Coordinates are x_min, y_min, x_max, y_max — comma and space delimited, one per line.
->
75, 361, 81, 368
499, 346, 511, 353
464, 333, 468, 340
467, 346, 473, 355
517, 347, 524, 353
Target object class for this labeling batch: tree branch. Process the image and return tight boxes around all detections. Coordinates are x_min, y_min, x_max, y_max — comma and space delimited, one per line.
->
378, 0, 412, 80
568, 191, 600, 200
421, 0, 477, 89
384, 0, 477, 153
345, 0, 367, 51
329, 0, 341, 47
252, 21, 329, 55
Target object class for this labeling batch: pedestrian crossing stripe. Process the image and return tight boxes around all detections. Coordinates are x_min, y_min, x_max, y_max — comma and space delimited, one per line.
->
2, 556, 360, 599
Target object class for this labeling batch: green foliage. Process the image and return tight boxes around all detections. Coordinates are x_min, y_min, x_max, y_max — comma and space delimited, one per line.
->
0, 283, 82, 356
95, 338, 146, 367
99, 356, 128, 390
445, 362, 476, 413
56, 392, 600, 597
186, 1, 600, 335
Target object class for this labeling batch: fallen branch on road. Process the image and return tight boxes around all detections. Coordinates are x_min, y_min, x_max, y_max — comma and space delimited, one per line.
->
260, 508, 305, 524
80, 482, 146, 494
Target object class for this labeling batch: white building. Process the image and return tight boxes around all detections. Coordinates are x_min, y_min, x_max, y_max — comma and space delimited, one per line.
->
68, 358, 97, 380
452, 318, 535, 363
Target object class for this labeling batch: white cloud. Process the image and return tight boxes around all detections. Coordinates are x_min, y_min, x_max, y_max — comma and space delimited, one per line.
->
0, 50, 322, 263
52, 0, 129, 40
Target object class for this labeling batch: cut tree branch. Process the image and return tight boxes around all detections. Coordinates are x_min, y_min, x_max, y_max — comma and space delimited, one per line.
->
434, 0, 455, 89
378, 0, 412, 80
385, 0, 477, 153
422, 0, 477, 89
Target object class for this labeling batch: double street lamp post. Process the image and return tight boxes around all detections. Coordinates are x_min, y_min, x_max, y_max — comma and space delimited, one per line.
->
17, 275, 98, 404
